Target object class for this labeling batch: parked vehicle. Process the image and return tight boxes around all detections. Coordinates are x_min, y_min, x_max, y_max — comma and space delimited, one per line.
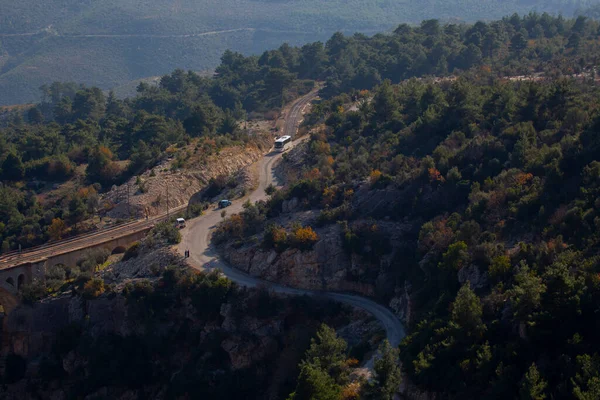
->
175, 218, 186, 228
218, 199, 232, 209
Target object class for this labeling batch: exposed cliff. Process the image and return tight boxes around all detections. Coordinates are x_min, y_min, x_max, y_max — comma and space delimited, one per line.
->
0, 240, 379, 399
217, 198, 417, 324
103, 134, 272, 219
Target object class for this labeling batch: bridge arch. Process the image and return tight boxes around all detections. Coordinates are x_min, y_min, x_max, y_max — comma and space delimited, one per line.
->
112, 245, 126, 255
17, 274, 25, 290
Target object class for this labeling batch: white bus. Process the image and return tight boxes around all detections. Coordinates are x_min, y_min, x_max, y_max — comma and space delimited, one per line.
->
274, 135, 292, 152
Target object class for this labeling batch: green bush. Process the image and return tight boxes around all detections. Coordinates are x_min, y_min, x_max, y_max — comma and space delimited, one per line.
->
82, 278, 105, 299
263, 224, 288, 252
187, 202, 207, 218
150, 222, 181, 244
20, 280, 47, 304
78, 248, 111, 272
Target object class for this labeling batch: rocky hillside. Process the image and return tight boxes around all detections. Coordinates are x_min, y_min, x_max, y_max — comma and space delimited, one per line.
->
102, 133, 272, 219
0, 224, 381, 399
218, 181, 416, 325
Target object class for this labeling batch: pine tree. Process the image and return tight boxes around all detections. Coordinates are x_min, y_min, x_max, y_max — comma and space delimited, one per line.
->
451, 282, 483, 333
1, 153, 25, 181
519, 363, 547, 400
365, 340, 402, 400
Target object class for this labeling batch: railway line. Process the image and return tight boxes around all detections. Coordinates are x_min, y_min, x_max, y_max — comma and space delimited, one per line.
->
0, 205, 186, 269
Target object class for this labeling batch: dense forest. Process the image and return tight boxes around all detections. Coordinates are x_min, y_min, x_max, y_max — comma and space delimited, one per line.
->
4, 11, 600, 400
209, 14, 600, 399
299, 74, 600, 399
4, 12, 600, 253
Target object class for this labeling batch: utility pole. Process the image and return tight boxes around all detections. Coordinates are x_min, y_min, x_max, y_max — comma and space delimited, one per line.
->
166, 185, 170, 219
127, 182, 130, 220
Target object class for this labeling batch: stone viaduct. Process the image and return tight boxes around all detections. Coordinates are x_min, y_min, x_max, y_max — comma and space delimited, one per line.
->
0, 225, 153, 298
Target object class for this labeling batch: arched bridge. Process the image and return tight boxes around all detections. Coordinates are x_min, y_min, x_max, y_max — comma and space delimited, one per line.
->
0, 206, 186, 296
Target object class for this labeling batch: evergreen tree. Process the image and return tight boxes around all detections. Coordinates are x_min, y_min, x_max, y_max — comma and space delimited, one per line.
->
451, 283, 483, 334
365, 340, 402, 400
519, 363, 547, 400
1, 153, 25, 181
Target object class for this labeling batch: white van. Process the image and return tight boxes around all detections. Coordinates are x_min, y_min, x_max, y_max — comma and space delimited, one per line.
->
176, 218, 186, 229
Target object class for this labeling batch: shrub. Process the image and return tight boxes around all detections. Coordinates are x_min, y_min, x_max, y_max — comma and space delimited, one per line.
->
489, 255, 512, 278
370, 169, 383, 185
123, 279, 155, 299
21, 280, 47, 304
46, 264, 66, 281
187, 203, 206, 218
138, 181, 148, 194
150, 222, 181, 244
439, 241, 470, 271
204, 175, 228, 198
88, 248, 111, 265
48, 218, 67, 241
79, 248, 111, 272
123, 242, 141, 261
341, 222, 391, 261
265, 184, 277, 196
263, 224, 288, 251
291, 226, 319, 250
82, 278, 105, 299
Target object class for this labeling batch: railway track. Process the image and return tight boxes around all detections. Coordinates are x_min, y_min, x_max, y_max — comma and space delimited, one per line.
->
0, 205, 187, 269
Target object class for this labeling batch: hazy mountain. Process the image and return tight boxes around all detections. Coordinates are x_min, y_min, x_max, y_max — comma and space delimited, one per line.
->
0, 0, 594, 105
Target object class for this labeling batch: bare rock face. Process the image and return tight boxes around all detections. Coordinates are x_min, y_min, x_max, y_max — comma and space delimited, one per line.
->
62, 350, 86, 376
389, 281, 413, 325
351, 186, 405, 219
458, 265, 488, 289
281, 197, 300, 214
220, 216, 415, 299
104, 136, 271, 219
2, 294, 134, 359
221, 223, 375, 294
221, 335, 278, 370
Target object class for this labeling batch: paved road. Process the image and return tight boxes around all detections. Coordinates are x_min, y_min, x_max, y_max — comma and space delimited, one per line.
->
179, 90, 406, 349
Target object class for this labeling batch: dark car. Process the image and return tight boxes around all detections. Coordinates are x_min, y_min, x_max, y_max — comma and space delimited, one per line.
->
218, 199, 232, 209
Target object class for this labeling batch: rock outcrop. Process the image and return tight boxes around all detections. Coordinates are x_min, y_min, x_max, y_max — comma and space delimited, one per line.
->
220, 216, 414, 304
103, 135, 271, 219
221, 222, 376, 295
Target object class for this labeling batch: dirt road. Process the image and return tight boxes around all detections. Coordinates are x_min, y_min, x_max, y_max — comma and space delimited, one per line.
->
179, 90, 406, 349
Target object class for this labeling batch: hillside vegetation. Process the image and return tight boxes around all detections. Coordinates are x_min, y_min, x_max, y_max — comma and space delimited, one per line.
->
212, 15, 600, 399
0, 0, 595, 105
4, 13, 600, 397
2, 11, 599, 255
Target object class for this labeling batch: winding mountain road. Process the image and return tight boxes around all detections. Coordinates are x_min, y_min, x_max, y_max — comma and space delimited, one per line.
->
178, 90, 406, 348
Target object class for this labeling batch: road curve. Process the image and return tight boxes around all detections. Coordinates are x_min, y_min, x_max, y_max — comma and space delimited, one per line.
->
179, 90, 406, 348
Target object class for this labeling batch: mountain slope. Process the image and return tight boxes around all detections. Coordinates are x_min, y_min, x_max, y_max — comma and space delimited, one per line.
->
0, 0, 595, 105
